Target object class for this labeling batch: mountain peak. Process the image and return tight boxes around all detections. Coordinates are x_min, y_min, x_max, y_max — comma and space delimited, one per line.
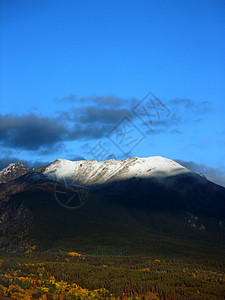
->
0, 161, 29, 184
42, 155, 192, 187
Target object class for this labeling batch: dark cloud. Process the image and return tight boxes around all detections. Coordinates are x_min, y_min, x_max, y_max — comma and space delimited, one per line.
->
55, 94, 128, 107
0, 114, 67, 150
82, 95, 127, 107
151, 98, 212, 135
55, 94, 211, 139
54, 94, 77, 102
0, 95, 215, 158
144, 113, 182, 134
38, 143, 66, 156
68, 123, 110, 140
55, 95, 136, 139
0, 113, 110, 151
175, 159, 225, 187
169, 98, 195, 108
168, 98, 212, 114
76, 107, 133, 124
59, 106, 134, 127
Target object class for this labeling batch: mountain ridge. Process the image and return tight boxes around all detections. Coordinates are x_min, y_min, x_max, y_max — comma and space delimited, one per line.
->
41, 156, 194, 187
0, 161, 30, 184
0, 155, 225, 254
0, 156, 215, 187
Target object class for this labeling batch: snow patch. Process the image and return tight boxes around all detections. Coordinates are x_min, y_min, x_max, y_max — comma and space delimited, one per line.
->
43, 156, 192, 187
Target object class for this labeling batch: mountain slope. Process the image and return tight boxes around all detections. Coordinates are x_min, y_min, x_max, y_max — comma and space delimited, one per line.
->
0, 162, 29, 184
0, 172, 88, 251
41, 156, 225, 220
1, 181, 225, 260
0, 156, 225, 257
41, 156, 192, 186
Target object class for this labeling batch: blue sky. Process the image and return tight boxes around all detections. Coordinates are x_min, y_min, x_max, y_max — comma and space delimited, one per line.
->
0, 0, 225, 186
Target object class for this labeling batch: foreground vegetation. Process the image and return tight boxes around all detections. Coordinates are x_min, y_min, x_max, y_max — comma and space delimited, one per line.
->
0, 250, 224, 300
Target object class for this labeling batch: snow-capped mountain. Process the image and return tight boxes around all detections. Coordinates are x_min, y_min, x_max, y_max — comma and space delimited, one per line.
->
1, 156, 224, 220
0, 162, 29, 184
40, 156, 225, 220
42, 156, 194, 187
0, 156, 225, 252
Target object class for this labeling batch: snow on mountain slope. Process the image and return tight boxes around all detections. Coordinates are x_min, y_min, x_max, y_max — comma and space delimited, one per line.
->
43, 156, 192, 187
0, 162, 29, 184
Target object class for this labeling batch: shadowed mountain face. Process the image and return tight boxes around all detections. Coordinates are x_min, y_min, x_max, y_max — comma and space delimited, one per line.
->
40, 156, 225, 220
0, 156, 225, 256
94, 173, 225, 220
